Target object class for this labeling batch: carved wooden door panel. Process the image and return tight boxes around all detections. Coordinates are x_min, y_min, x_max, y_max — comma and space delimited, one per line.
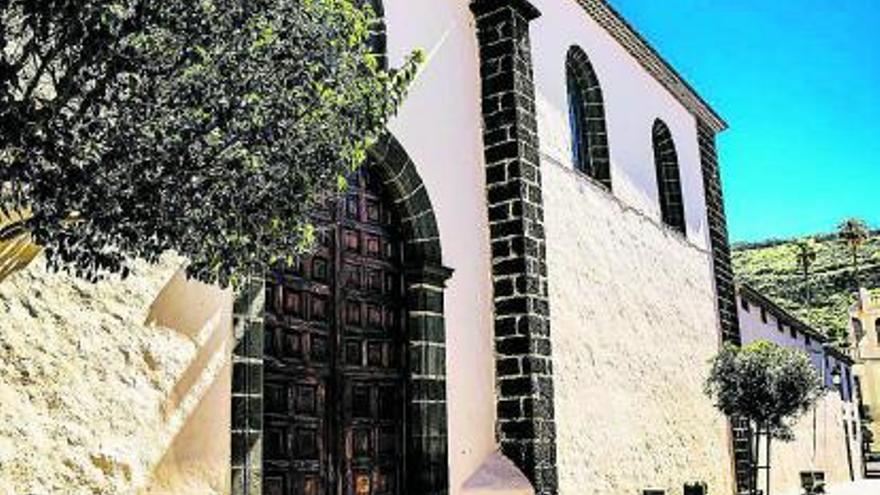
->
338, 171, 405, 495
264, 169, 405, 495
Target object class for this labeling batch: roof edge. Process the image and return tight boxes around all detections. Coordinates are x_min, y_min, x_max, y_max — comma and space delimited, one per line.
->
737, 283, 829, 343
574, 0, 728, 133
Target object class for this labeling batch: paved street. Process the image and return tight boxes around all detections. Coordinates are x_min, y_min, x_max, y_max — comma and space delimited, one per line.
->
826, 479, 880, 494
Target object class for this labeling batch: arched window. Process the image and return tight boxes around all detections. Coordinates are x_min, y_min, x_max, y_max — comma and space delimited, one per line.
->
652, 119, 686, 234
566, 46, 611, 189
853, 318, 864, 342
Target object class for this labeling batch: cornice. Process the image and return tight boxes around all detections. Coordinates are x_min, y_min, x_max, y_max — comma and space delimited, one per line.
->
573, 0, 728, 133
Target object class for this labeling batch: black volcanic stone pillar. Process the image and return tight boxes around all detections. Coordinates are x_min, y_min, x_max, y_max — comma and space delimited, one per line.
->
697, 120, 749, 495
231, 277, 265, 495
470, 1, 558, 494
405, 264, 453, 495
697, 121, 741, 346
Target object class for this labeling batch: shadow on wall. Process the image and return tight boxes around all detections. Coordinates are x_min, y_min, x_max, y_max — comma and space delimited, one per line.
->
140, 269, 234, 495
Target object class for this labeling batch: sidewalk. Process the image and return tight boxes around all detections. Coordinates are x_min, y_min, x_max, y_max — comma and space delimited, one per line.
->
826, 479, 880, 494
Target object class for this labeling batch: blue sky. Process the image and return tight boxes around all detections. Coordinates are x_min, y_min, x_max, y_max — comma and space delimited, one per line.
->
610, 0, 880, 243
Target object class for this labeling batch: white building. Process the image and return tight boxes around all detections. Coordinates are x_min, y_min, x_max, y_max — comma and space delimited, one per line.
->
737, 284, 863, 494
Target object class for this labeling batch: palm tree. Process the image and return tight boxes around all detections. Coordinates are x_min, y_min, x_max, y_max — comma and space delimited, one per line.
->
838, 217, 869, 290
794, 238, 818, 306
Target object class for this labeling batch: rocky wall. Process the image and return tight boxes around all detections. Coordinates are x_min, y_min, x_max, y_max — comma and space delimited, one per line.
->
543, 160, 734, 495
0, 255, 231, 495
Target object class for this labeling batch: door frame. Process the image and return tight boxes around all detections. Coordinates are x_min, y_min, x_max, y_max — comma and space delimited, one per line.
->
230, 134, 453, 495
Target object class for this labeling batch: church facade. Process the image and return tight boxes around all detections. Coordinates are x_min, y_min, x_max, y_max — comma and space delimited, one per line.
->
0, 1, 745, 495
228, 1, 741, 494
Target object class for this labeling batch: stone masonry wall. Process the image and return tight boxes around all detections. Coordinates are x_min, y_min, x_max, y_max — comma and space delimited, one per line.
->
0, 256, 232, 495
542, 160, 734, 495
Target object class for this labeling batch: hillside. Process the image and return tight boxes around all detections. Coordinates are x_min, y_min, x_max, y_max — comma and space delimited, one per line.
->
732, 230, 880, 342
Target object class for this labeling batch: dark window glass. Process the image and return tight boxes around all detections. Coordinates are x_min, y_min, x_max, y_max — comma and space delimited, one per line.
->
852, 318, 864, 341
566, 46, 611, 189
652, 119, 687, 234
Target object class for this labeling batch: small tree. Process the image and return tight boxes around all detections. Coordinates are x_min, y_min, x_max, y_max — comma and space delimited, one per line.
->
838, 217, 869, 290
1, 0, 421, 287
705, 341, 824, 495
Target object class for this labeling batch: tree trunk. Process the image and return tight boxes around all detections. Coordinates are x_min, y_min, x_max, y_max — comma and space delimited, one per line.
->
766, 432, 772, 495
803, 266, 811, 307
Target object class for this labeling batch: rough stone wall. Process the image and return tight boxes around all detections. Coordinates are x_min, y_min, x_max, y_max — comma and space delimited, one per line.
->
697, 121, 740, 345
542, 161, 734, 495
0, 255, 230, 495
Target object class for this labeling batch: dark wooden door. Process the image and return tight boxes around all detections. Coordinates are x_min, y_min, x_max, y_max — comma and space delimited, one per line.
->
264, 170, 406, 495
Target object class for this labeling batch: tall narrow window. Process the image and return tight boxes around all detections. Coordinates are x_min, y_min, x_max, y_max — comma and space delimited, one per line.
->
566, 46, 611, 189
652, 119, 686, 233
852, 318, 864, 342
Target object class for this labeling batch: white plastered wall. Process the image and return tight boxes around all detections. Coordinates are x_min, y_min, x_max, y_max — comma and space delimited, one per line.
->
384, 1, 500, 492
530, 1, 734, 494
738, 295, 863, 493
530, 0, 710, 251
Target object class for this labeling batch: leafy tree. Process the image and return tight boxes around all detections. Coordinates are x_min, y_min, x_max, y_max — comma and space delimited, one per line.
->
1, 0, 421, 287
705, 341, 823, 495
838, 217, 870, 289
794, 237, 818, 306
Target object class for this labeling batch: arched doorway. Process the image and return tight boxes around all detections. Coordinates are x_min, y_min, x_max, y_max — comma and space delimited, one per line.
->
230, 135, 452, 495
263, 168, 407, 495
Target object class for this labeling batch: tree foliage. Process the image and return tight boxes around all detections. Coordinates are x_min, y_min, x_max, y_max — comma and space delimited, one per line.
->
1, 0, 421, 287
705, 341, 823, 440
838, 217, 870, 288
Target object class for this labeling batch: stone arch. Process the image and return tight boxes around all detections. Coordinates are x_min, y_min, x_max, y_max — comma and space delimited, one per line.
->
230, 133, 451, 495
566, 45, 612, 189
367, 132, 452, 494
652, 118, 686, 234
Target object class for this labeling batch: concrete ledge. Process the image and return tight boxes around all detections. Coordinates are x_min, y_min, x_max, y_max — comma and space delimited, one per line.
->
462, 451, 535, 495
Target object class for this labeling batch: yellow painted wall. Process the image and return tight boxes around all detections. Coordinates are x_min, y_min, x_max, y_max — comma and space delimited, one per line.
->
0, 209, 40, 283
852, 290, 880, 448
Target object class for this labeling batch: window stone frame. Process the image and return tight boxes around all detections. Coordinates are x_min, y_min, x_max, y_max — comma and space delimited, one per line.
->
566, 45, 612, 190
652, 119, 686, 234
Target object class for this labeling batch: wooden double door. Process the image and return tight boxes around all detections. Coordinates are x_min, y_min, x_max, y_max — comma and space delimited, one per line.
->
263, 171, 406, 495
